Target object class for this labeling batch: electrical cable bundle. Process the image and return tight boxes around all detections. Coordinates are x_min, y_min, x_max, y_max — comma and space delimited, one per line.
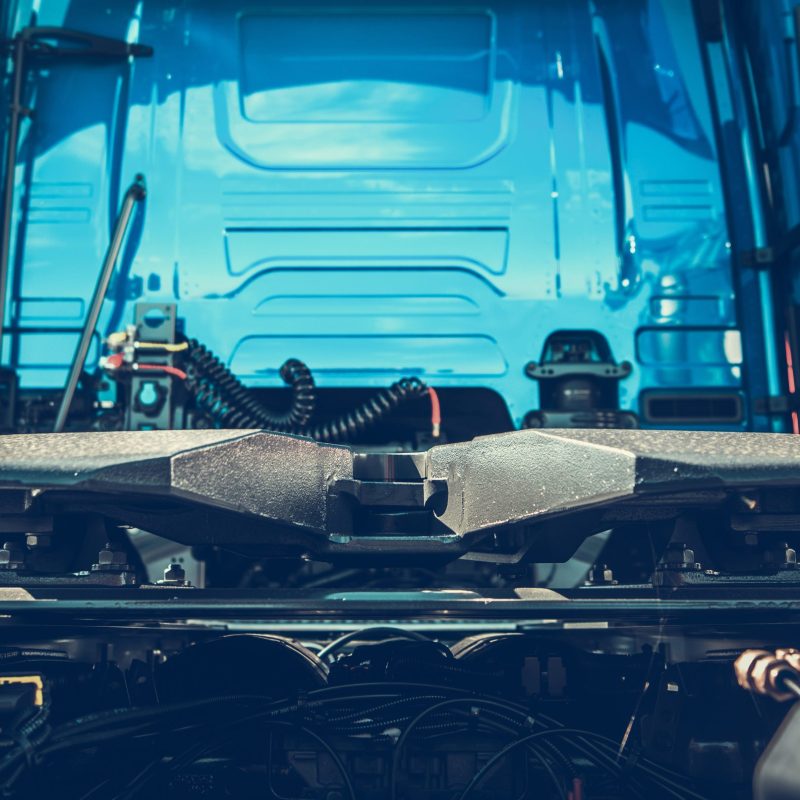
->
183, 338, 439, 442
0, 682, 710, 800
103, 332, 441, 442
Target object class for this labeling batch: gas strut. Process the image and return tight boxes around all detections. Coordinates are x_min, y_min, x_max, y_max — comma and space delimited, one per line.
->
0, 27, 153, 362
53, 175, 146, 432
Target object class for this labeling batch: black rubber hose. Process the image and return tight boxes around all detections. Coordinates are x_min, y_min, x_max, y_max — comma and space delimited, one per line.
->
185, 340, 315, 430
304, 377, 428, 443
184, 341, 428, 442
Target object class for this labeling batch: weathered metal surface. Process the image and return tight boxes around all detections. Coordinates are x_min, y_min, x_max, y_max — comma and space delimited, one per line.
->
0, 429, 798, 557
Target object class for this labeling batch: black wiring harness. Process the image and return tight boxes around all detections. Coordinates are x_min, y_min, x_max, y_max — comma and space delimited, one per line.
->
184, 339, 433, 442
0, 681, 710, 800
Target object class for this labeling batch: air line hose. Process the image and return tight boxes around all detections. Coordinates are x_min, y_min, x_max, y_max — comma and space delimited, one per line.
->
186, 340, 316, 430
184, 339, 432, 443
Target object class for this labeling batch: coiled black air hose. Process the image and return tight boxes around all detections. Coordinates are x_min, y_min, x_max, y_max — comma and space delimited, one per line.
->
184, 340, 429, 442
185, 339, 315, 430
303, 377, 428, 442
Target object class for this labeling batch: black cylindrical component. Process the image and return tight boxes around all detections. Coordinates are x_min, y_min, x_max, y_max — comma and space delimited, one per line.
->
53, 176, 146, 432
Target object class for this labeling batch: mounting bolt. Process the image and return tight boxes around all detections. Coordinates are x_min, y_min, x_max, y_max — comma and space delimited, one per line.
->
25, 533, 52, 549
159, 561, 189, 586
763, 542, 797, 569
0, 541, 25, 570
659, 542, 701, 571
91, 543, 130, 573
586, 564, 617, 586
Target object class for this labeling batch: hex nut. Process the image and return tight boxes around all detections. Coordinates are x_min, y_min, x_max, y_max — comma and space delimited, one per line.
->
25, 533, 52, 549
0, 541, 24, 570
91, 545, 130, 572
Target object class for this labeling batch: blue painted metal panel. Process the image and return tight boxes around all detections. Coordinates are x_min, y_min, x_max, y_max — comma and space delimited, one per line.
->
1, 0, 754, 428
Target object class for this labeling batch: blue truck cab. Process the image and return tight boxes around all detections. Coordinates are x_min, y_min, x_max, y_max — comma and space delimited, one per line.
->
2, 0, 799, 440
6, 8, 800, 800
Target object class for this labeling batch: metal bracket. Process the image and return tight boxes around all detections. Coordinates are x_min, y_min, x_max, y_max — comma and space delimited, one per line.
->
127, 303, 178, 431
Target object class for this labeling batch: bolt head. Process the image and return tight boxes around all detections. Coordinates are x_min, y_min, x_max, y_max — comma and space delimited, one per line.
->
160, 561, 189, 586
25, 533, 52, 549
163, 562, 185, 580
0, 542, 24, 569
670, 545, 694, 564
662, 543, 698, 570
765, 544, 797, 567
586, 564, 616, 585
97, 549, 127, 566
92, 546, 130, 572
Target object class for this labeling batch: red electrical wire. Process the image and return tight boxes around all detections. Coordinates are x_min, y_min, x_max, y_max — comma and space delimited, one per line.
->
103, 352, 187, 381
134, 363, 188, 380
428, 387, 441, 438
